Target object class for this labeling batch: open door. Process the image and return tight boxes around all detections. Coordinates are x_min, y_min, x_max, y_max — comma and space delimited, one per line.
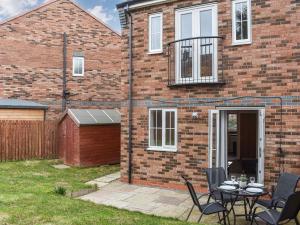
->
208, 110, 220, 168
257, 109, 265, 184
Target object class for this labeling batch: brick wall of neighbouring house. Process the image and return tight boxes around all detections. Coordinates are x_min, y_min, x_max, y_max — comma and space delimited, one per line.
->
119, 0, 300, 191
0, 0, 121, 120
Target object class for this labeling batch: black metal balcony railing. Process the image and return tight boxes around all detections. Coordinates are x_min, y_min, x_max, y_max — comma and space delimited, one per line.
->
167, 36, 225, 86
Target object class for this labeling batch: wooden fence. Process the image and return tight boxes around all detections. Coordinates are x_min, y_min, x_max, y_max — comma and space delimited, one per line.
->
0, 120, 58, 162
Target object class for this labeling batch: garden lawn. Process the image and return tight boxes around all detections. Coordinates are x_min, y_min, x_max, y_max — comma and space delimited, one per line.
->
0, 160, 196, 225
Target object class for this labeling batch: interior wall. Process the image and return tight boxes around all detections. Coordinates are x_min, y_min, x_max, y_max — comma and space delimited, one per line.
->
239, 112, 258, 159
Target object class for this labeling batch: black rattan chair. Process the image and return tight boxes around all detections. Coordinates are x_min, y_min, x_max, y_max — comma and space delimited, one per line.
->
181, 175, 229, 224
256, 173, 300, 209
250, 191, 300, 225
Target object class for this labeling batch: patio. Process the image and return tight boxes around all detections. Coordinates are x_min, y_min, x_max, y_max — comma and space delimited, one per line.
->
80, 172, 299, 225
80, 178, 258, 224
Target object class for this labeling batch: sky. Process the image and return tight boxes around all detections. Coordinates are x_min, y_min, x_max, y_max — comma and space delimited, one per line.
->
0, 0, 124, 33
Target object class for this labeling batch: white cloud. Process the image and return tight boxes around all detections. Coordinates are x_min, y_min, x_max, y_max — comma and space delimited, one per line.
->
0, 0, 39, 20
89, 5, 113, 23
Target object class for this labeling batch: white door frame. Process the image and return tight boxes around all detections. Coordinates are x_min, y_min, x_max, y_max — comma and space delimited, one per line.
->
208, 107, 266, 183
208, 110, 220, 168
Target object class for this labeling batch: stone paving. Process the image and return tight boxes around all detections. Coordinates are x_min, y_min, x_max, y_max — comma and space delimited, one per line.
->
80, 173, 298, 224
80, 174, 229, 224
85, 172, 121, 189
52, 164, 70, 169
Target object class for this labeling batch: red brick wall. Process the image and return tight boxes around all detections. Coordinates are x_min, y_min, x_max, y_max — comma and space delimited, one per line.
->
119, 0, 300, 191
0, 0, 121, 119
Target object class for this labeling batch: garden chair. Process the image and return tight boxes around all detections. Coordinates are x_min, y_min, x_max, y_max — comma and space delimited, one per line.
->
250, 191, 300, 225
256, 173, 300, 209
181, 175, 229, 224
204, 167, 242, 204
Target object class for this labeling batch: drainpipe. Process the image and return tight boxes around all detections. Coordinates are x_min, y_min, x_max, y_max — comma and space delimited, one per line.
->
126, 8, 133, 184
62, 32, 68, 112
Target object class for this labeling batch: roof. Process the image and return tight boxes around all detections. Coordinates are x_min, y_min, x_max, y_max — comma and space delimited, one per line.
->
65, 109, 121, 127
0, 0, 121, 36
0, 99, 48, 109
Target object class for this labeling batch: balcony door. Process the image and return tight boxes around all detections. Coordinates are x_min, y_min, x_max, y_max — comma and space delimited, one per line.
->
175, 4, 218, 84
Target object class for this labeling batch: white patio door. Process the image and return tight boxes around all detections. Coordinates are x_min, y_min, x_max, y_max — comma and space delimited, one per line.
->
257, 109, 265, 184
208, 110, 220, 168
175, 4, 218, 83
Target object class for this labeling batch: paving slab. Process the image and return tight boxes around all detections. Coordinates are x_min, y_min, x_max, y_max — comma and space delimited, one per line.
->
52, 164, 70, 169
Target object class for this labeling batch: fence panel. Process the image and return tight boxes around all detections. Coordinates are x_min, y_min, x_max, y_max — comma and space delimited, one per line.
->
0, 120, 58, 162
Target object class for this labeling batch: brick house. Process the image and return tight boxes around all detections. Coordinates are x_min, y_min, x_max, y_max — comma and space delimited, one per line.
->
0, 0, 121, 120
117, 0, 300, 191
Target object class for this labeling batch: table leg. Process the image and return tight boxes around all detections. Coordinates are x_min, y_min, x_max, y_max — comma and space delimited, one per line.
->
248, 196, 259, 220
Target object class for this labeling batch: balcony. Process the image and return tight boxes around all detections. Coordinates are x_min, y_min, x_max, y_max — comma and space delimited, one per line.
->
167, 36, 225, 86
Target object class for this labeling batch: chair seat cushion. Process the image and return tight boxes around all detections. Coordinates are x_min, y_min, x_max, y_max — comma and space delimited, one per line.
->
201, 202, 226, 215
255, 209, 281, 225
257, 199, 285, 208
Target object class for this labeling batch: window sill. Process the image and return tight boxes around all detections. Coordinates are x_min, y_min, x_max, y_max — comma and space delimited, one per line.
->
148, 50, 163, 55
73, 74, 84, 77
231, 40, 252, 46
147, 147, 177, 152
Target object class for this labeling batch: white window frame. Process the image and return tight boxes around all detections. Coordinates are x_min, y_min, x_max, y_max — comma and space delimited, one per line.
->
175, 4, 218, 84
148, 13, 163, 54
232, 0, 252, 45
73, 57, 84, 77
148, 108, 177, 152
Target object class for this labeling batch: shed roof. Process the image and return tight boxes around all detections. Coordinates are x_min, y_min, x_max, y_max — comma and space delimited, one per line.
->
67, 109, 121, 126
0, 99, 48, 109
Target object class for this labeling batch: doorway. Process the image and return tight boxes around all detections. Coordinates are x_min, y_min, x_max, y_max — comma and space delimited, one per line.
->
208, 108, 265, 183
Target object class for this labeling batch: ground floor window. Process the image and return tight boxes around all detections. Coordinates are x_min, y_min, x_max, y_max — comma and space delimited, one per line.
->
148, 108, 177, 152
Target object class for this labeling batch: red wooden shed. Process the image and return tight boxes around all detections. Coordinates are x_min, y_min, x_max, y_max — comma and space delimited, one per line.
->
58, 109, 121, 167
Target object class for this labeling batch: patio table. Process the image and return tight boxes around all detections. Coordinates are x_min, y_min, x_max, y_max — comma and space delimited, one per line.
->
217, 186, 268, 225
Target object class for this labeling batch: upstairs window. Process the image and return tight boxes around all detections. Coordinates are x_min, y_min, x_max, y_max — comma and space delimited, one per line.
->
232, 0, 252, 45
73, 57, 84, 77
148, 108, 177, 152
149, 13, 163, 53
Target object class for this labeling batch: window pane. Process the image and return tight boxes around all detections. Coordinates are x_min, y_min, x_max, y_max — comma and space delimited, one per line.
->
78, 59, 83, 74
150, 110, 157, 128
157, 110, 162, 128
166, 129, 170, 145
242, 21, 248, 39
170, 129, 175, 145
242, 3, 248, 21
150, 15, 161, 50
157, 128, 162, 146
150, 128, 157, 146
235, 2, 249, 41
171, 112, 175, 128
166, 112, 170, 128
74, 58, 83, 75
236, 21, 242, 40
151, 16, 161, 34
200, 10, 212, 37
181, 13, 192, 39
151, 34, 161, 50
235, 3, 242, 22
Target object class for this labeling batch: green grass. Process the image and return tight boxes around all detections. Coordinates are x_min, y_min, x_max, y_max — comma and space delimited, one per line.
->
0, 160, 194, 225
